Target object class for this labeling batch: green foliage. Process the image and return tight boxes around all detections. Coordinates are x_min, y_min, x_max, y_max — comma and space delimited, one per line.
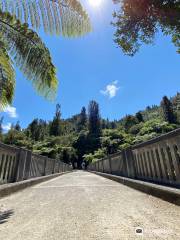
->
161, 96, 176, 124
139, 119, 177, 135
0, 117, 3, 141
136, 111, 144, 122
112, 0, 180, 56
77, 106, 87, 132
122, 115, 138, 132
0, 1, 91, 108
14, 121, 21, 131
83, 153, 94, 163
129, 123, 143, 135
133, 132, 158, 144
142, 105, 162, 121
50, 104, 62, 136
101, 129, 124, 154
59, 147, 77, 164
1, 96, 180, 167
88, 100, 101, 136
0, 11, 58, 106
3, 128, 31, 148
0, 0, 91, 36
83, 149, 106, 163
172, 92, 180, 123
0, 40, 15, 108
27, 118, 48, 141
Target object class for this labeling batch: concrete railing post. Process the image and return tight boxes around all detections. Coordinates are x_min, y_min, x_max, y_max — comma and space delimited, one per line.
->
124, 148, 136, 178
15, 148, 27, 181
52, 159, 56, 174
108, 155, 112, 174
43, 158, 47, 176
23, 150, 32, 180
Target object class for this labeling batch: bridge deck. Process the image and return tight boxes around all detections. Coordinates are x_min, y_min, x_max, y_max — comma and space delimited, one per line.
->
0, 171, 179, 240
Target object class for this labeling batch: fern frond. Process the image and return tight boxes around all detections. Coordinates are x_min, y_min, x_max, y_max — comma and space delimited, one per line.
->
0, 11, 58, 100
0, 0, 91, 36
0, 41, 15, 108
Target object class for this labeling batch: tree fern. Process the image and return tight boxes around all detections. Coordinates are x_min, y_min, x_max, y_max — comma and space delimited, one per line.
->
0, 11, 58, 105
0, 0, 91, 108
0, 0, 91, 36
0, 40, 15, 108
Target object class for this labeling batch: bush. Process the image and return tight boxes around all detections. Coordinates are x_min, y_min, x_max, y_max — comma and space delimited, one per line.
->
139, 119, 177, 136
129, 123, 143, 135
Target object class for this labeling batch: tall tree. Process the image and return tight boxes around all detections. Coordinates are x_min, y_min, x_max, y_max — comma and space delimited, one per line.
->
161, 96, 176, 123
50, 104, 62, 136
28, 118, 39, 141
136, 111, 144, 122
0, 1, 91, 108
14, 121, 21, 131
88, 100, 101, 136
38, 119, 48, 140
112, 0, 180, 56
77, 106, 87, 131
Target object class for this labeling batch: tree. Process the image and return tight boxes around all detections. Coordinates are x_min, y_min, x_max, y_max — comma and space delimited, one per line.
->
161, 96, 176, 123
0, 116, 3, 140
14, 121, 21, 131
172, 92, 180, 123
77, 107, 87, 131
123, 115, 138, 132
73, 131, 100, 167
50, 104, 62, 136
59, 147, 77, 165
136, 111, 144, 122
27, 118, 48, 141
112, 0, 180, 56
28, 119, 39, 141
88, 100, 101, 136
3, 128, 28, 146
110, 121, 116, 129
0, 1, 91, 108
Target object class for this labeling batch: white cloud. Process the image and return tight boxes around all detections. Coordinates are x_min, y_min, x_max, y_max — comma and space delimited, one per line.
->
2, 123, 11, 132
3, 105, 18, 118
100, 81, 120, 98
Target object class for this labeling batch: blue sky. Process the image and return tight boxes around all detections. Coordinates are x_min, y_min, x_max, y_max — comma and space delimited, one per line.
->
1, 0, 180, 130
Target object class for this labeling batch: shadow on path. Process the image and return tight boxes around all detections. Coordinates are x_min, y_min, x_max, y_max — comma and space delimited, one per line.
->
0, 209, 14, 224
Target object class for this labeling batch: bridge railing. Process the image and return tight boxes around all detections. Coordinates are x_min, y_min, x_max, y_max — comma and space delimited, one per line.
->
88, 128, 180, 188
0, 142, 72, 185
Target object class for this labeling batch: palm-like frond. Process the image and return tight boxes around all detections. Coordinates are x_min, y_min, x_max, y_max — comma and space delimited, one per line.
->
0, 11, 58, 100
0, 0, 91, 36
0, 41, 15, 108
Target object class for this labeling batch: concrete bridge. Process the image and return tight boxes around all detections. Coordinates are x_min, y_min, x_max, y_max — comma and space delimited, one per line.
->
0, 171, 180, 240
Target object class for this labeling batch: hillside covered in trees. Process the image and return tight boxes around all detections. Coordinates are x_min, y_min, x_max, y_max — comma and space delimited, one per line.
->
0, 93, 180, 168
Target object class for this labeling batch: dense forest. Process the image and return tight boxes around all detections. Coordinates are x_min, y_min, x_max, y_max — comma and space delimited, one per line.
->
0, 93, 180, 168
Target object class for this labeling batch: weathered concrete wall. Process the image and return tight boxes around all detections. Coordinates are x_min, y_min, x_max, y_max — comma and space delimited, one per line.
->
88, 128, 180, 188
0, 142, 72, 185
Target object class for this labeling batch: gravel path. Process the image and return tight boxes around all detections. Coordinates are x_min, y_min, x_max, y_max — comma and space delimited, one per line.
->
0, 171, 179, 240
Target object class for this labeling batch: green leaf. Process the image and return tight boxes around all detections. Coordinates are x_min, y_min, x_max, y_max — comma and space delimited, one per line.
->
0, 11, 58, 101
0, 0, 91, 36
0, 41, 15, 108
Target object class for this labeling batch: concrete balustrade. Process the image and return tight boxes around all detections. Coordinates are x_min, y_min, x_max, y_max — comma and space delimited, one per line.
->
88, 128, 180, 188
0, 142, 72, 185
0, 143, 18, 184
